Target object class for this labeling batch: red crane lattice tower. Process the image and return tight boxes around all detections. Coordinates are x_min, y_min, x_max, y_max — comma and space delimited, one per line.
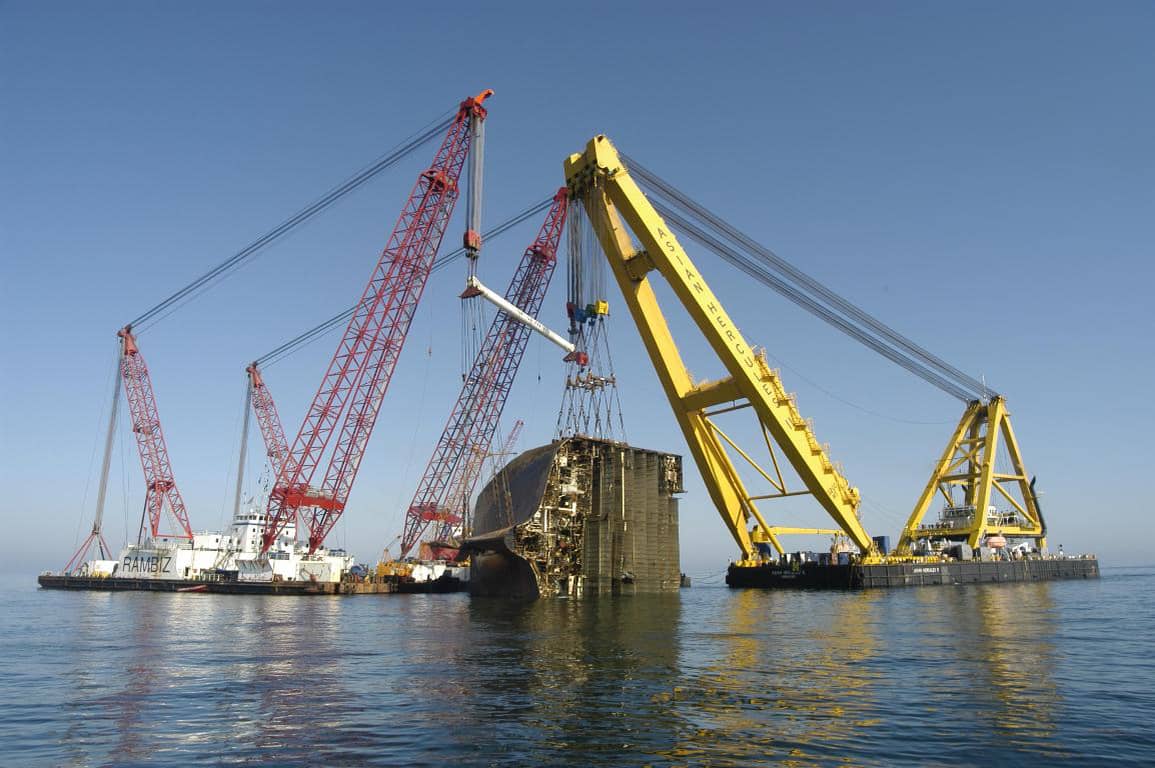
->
262, 90, 492, 553
246, 363, 289, 477
399, 188, 568, 557
436, 418, 524, 542
117, 326, 195, 540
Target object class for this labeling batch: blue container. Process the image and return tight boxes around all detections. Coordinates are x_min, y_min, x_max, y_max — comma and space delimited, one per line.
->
872, 535, 891, 555
837, 552, 851, 566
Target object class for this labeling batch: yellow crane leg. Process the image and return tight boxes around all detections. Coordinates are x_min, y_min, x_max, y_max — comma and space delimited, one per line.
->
899, 398, 1044, 553
565, 136, 875, 558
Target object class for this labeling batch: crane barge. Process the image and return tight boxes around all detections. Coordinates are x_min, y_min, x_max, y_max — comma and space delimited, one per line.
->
40, 103, 1096, 596
559, 134, 1097, 590
41, 91, 493, 594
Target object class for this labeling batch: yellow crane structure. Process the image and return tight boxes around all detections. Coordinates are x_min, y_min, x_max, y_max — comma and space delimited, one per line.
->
897, 397, 1045, 553
564, 136, 871, 563
564, 134, 1047, 565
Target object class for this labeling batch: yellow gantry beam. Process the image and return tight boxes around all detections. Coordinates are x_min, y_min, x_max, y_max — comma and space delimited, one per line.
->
564, 136, 874, 560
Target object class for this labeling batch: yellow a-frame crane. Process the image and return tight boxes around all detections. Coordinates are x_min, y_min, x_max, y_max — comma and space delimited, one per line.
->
565, 135, 1047, 565
897, 397, 1045, 553
565, 136, 872, 563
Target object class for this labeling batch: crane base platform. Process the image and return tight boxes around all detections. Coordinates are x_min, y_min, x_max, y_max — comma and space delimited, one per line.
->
726, 556, 1099, 589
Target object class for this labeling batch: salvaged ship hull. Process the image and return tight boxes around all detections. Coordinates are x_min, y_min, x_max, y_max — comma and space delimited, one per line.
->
461, 437, 684, 598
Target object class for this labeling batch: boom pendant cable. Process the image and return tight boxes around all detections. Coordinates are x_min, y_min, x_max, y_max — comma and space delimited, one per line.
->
622, 153, 996, 402
256, 196, 556, 368
130, 108, 458, 331
652, 200, 975, 402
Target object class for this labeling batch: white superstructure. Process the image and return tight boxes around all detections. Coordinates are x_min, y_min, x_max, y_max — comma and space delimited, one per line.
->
73, 506, 355, 584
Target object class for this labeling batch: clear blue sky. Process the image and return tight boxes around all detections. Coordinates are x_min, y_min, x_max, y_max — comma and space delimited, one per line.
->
2, 2, 1152, 575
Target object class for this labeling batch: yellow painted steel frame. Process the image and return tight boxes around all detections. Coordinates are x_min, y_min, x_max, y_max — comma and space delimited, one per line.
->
564, 136, 874, 563
897, 397, 1045, 552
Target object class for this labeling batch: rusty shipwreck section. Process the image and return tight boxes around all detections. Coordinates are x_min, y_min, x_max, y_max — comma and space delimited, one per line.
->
461, 437, 684, 598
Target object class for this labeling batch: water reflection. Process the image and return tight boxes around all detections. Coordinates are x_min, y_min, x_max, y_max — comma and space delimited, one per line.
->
450, 595, 685, 764
664, 589, 884, 767
54, 593, 358, 765
29, 577, 1113, 767
972, 585, 1062, 749
57, 593, 164, 765
243, 597, 353, 761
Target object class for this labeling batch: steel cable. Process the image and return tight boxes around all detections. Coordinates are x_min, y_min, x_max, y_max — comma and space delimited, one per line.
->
257, 196, 556, 367
652, 200, 976, 402
623, 154, 996, 401
130, 109, 458, 331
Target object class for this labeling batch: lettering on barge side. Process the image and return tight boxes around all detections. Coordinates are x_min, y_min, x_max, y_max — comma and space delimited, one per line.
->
121, 555, 174, 575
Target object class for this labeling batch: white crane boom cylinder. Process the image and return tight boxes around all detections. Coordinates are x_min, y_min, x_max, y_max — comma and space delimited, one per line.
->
464, 275, 575, 354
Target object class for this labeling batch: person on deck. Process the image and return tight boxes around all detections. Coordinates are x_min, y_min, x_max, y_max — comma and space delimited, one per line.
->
751, 525, 775, 562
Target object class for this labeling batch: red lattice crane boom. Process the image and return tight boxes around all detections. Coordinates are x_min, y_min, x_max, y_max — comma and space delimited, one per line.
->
246, 363, 289, 477
117, 326, 195, 540
434, 418, 524, 543
399, 188, 568, 557
262, 90, 492, 553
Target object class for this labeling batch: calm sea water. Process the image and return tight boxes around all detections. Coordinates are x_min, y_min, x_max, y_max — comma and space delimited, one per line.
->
2, 567, 1152, 767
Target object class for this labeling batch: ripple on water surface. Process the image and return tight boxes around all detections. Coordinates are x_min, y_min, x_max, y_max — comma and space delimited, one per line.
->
1, 567, 1153, 766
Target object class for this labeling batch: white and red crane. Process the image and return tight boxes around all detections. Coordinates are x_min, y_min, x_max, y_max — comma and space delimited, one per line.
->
245, 362, 290, 478
64, 325, 194, 570
118, 325, 195, 541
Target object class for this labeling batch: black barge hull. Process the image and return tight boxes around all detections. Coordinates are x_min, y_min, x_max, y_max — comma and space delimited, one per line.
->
37, 574, 399, 595
726, 557, 1099, 589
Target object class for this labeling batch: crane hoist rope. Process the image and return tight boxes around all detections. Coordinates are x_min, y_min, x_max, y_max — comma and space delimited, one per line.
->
650, 200, 976, 402
557, 192, 626, 442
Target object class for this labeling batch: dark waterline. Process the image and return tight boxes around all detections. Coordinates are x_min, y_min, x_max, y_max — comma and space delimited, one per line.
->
3, 567, 1152, 766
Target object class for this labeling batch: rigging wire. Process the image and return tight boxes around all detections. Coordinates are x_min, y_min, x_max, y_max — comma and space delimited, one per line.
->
757, 346, 956, 426
650, 199, 977, 402
623, 154, 997, 402
256, 196, 555, 368
129, 108, 458, 331
72, 346, 121, 554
